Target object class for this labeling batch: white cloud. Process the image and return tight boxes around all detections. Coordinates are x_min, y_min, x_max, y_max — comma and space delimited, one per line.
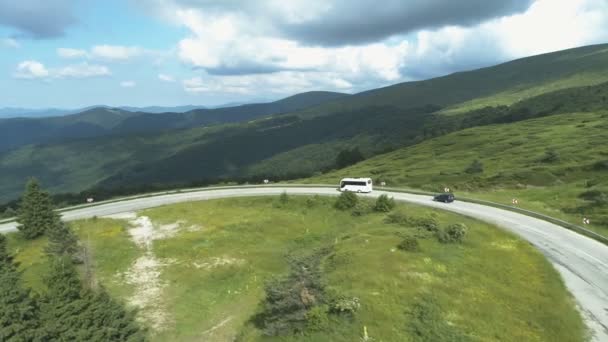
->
14, 61, 111, 79
91, 45, 142, 60
120, 80, 137, 88
158, 73, 175, 82
2, 38, 19, 48
149, 0, 608, 96
56, 63, 111, 78
57, 48, 88, 58
14, 60, 49, 79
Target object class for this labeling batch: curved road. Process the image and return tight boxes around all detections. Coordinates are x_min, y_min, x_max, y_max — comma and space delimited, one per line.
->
1, 187, 607, 341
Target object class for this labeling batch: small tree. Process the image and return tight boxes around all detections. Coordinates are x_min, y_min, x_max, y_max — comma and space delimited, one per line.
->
279, 192, 289, 205
2, 207, 16, 219
351, 200, 373, 216
17, 179, 61, 239
45, 222, 82, 263
438, 223, 468, 243
465, 160, 483, 174
334, 192, 358, 210
374, 194, 396, 212
0, 235, 46, 341
397, 236, 420, 252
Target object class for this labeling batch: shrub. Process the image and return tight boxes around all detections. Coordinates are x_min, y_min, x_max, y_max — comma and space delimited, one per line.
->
334, 192, 358, 210
351, 200, 373, 216
465, 159, 484, 174
279, 192, 289, 204
330, 296, 360, 315
415, 216, 439, 232
592, 160, 608, 170
539, 149, 560, 163
385, 211, 409, 225
374, 194, 396, 212
438, 223, 468, 243
306, 305, 330, 331
398, 236, 420, 252
256, 249, 330, 336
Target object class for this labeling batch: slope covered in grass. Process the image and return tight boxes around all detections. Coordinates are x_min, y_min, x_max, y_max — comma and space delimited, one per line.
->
7, 196, 586, 341
294, 43, 608, 118
304, 111, 608, 233
2, 44, 608, 205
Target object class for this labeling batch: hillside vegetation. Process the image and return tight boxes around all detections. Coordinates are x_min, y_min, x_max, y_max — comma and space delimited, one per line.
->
1, 44, 608, 204
304, 110, 608, 233
7, 196, 586, 341
0, 91, 348, 152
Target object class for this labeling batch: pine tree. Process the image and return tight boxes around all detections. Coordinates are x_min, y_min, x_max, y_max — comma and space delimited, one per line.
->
41, 256, 145, 341
45, 221, 82, 263
16, 179, 61, 239
0, 235, 47, 341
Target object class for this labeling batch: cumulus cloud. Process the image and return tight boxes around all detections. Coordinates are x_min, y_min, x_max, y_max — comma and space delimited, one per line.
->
143, 0, 608, 96
147, 0, 533, 46
0, 0, 76, 38
57, 47, 88, 58
91, 45, 143, 61
13, 61, 111, 79
14, 60, 49, 79
158, 73, 175, 82
120, 81, 136, 87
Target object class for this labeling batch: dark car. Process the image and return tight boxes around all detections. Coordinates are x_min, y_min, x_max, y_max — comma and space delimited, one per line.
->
433, 193, 455, 203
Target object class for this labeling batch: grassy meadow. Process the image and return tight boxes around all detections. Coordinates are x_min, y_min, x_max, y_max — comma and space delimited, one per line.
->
7, 196, 586, 341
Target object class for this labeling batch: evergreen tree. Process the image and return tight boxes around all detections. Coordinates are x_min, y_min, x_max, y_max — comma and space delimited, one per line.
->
0, 235, 47, 341
45, 222, 82, 263
41, 256, 145, 341
17, 179, 61, 239
335, 148, 365, 169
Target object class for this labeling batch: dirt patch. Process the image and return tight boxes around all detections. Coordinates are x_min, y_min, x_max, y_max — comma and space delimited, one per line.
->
192, 256, 245, 270
114, 215, 191, 332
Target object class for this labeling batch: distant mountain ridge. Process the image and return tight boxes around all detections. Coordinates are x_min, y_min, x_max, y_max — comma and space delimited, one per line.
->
0, 90, 350, 152
0, 105, 209, 119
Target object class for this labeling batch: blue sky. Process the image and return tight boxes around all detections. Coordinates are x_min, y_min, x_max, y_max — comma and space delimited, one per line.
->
1, 0, 607, 108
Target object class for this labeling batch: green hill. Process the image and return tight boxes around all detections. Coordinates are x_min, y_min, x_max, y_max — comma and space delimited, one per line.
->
293, 43, 608, 118
0, 91, 349, 152
1, 44, 608, 205
302, 111, 608, 233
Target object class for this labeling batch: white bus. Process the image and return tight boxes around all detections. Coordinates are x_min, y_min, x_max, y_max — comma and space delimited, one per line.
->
339, 178, 373, 193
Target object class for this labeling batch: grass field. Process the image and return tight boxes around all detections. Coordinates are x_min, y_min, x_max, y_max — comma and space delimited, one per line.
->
7, 196, 586, 341
303, 111, 608, 235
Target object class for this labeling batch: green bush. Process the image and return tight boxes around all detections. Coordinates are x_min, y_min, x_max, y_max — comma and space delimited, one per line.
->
398, 236, 420, 252
384, 211, 410, 225
438, 223, 468, 243
279, 192, 289, 204
539, 149, 560, 163
334, 192, 358, 210
415, 216, 439, 232
374, 194, 396, 212
465, 159, 484, 174
306, 305, 330, 331
351, 200, 373, 216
